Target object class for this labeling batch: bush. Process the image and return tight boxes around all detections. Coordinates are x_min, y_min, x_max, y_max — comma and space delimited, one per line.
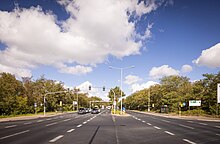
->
182, 109, 206, 116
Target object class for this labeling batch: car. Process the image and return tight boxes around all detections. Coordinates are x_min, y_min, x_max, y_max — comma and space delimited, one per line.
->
78, 108, 86, 114
91, 108, 100, 114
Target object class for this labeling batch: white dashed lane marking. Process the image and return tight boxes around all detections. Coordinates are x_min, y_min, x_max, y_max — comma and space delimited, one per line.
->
63, 119, 71, 122
67, 129, 75, 133
24, 122, 32, 125
49, 135, 63, 143
198, 123, 207, 126
179, 124, 194, 130
182, 139, 197, 144
0, 130, 30, 140
5, 125, 17, 128
77, 124, 82, 128
154, 126, 161, 130
46, 122, 57, 127
147, 123, 152, 126
164, 131, 175, 136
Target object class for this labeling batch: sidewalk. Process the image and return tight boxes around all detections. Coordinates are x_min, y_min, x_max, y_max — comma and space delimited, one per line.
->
0, 112, 65, 122
132, 110, 220, 122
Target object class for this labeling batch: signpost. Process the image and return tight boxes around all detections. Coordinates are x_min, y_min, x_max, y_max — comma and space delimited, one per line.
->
189, 100, 201, 106
217, 84, 220, 104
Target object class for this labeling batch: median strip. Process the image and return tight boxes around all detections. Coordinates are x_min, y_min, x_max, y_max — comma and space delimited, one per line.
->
49, 135, 63, 143
0, 130, 30, 140
182, 139, 196, 144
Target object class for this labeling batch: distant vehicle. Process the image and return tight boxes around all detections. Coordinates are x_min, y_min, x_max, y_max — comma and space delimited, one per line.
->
85, 108, 90, 113
78, 108, 86, 114
91, 108, 100, 114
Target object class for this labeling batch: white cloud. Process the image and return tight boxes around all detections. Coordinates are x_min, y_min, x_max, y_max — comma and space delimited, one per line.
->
0, 0, 164, 77
124, 74, 142, 85
131, 81, 158, 93
76, 81, 109, 101
149, 65, 179, 79
193, 43, 220, 68
181, 64, 193, 73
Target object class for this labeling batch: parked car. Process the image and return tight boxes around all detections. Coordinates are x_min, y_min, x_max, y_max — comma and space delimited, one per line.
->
78, 108, 86, 114
91, 108, 100, 114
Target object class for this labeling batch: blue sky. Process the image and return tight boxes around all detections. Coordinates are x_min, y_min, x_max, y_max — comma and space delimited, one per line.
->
0, 0, 220, 101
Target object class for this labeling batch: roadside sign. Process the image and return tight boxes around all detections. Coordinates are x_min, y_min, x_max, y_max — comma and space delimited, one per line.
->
60, 101, 62, 106
218, 83, 220, 103
189, 100, 201, 106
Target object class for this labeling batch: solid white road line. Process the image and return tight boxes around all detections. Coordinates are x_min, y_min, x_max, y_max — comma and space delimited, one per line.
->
49, 135, 63, 143
63, 119, 71, 122
154, 126, 161, 130
67, 129, 75, 133
179, 124, 194, 129
164, 131, 175, 136
0, 130, 30, 140
182, 139, 197, 144
46, 118, 52, 121
46, 122, 57, 127
147, 123, 152, 126
5, 125, 17, 128
198, 123, 207, 126
77, 124, 82, 128
24, 122, 32, 125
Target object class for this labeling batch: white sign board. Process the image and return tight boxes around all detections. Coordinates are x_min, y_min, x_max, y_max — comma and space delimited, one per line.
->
218, 84, 220, 103
189, 100, 201, 106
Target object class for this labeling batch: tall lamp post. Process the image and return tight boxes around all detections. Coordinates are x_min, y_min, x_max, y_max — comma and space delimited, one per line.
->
109, 65, 134, 114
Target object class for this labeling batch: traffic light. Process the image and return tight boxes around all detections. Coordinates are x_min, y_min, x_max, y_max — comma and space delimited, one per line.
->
89, 85, 91, 90
103, 86, 105, 91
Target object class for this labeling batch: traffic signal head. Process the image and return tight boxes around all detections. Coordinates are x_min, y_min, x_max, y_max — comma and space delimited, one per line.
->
89, 85, 91, 90
103, 86, 105, 91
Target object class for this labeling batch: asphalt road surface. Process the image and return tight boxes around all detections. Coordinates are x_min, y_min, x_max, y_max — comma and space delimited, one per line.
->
0, 110, 220, 144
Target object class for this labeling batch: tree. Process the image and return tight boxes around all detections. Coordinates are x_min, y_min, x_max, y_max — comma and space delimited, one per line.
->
108, 86, 125, 102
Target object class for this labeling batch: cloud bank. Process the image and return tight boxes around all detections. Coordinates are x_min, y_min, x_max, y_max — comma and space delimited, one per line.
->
0, 0, 168, 77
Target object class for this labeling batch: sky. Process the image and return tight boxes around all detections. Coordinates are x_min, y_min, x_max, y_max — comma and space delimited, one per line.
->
0, 0, 220, 101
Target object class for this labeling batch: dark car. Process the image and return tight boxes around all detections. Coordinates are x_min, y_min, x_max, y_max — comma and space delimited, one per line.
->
78, 108, 86, 114
91, 108, 100, 114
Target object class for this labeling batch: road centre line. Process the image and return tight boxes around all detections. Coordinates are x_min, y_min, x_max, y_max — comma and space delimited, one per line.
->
5, 125, 17, 128
154, 126, 161, 130
63, 118, 71, 122
164, 131, 175, 136
49, 135, 63, 143
77, 124, 82, 128
67, 129, 75, 133
182, 139, 197, 144
0, 130, 30, 140
179, 124, 194, 129
46, 122, 57, 127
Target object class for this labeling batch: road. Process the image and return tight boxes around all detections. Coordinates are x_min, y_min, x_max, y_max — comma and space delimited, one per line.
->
0, 110, 220, 144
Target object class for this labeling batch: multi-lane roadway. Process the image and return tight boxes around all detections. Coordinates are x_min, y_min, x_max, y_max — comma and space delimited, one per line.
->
0, 110, 220, 144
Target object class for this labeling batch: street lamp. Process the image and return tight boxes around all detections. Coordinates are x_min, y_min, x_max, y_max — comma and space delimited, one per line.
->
44, 91, 67, 116
109, 65, 134, 114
